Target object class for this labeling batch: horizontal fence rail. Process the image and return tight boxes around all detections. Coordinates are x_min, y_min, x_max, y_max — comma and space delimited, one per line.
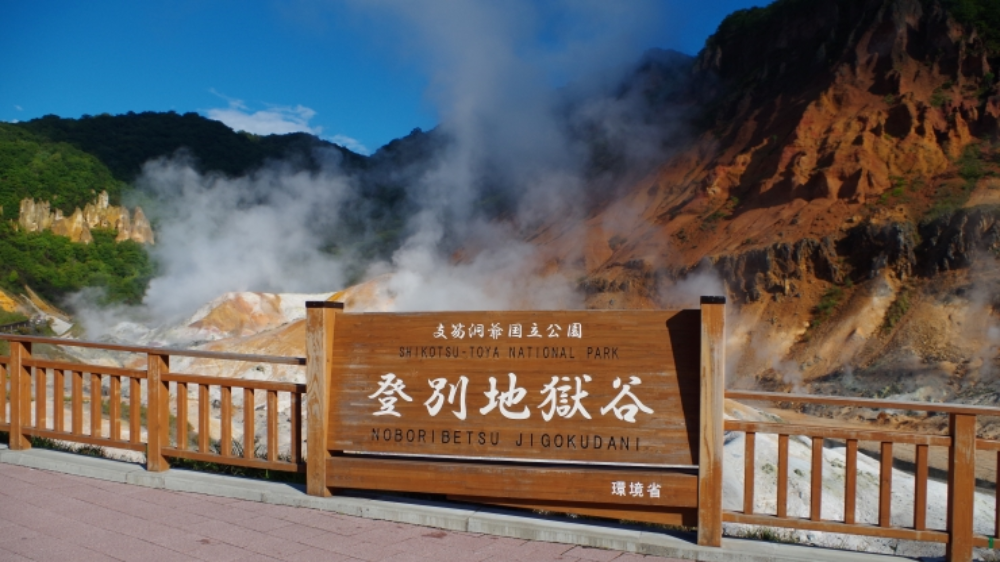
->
2, 334, 305, 365
0, 334, 306, 474
0, 320, 33, 333
726, 390, 1000, 416
724, 390, 1000, 561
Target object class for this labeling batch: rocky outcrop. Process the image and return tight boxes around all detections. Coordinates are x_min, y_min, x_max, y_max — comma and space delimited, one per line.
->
837, 220, 917, 281
49, 208, 94, 244
18, 199, 57, 233
713, 238, 842, 302
562, 0, 1000, 314
129, 208, 154, 245
699, 0, 991, 207
17, 191, 154, 245
702, 208, 1000, 303
916, 207, 1000, 275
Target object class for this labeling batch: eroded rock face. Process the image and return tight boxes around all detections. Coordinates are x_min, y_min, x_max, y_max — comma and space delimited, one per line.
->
129, 208, 154, 245
49, 209, 94, 244
16, 191, 154, 245
697, 0, 986, 209
701, 208, 1000, 303
714, 237, 843, 302
916, 208, 1000, 274
559, 0, 1000, 316
837, 221, 917, 282
18, 198, 55, 233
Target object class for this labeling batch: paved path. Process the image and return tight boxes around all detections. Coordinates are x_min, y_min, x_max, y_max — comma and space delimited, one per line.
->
0, 463, 684, 562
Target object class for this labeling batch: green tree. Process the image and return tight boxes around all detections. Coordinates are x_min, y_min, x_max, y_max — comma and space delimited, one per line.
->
0, 123, 124, 220
0, 223, 154, 305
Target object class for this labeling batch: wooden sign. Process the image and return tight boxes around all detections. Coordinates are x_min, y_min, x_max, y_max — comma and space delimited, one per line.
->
328, 310, 701, 466
305, 298, 726, 545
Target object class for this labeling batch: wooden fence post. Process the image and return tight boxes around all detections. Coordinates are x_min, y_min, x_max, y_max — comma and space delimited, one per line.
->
946, 413, 976, 562
698, 296, 725, 547
305, 301, 342, 497
146, 352, 170, 471
8, 341, 32, 450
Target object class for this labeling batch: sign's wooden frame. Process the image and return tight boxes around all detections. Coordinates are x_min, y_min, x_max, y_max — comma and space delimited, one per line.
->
305, 297, 725, 547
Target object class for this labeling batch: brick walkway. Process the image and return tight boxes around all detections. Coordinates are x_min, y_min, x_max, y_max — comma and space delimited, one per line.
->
0, 463, 686, 562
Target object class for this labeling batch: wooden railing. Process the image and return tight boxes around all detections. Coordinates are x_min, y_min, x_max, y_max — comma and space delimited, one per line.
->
23, 357, 148, 453
1, 335, 306, 474
0, 320, 33, 333
4, 333, 997, 561
724, 390, 999, 561
1, 354, 10, 433
160, 373, 305, 471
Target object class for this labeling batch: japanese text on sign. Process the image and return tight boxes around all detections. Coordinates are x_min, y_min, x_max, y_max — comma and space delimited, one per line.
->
367, 372, 653, 423
611, 481, 662, 498
435, 322, 583, 340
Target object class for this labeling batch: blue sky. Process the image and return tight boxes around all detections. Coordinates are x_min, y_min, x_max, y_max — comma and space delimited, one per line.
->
1, 1, 766, 155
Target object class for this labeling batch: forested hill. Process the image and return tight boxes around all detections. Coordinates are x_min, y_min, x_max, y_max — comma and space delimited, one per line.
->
0, 124, 124, 221
15, 111, 370, 183
0, 112, 444, 309
0, 123, 153, 307
9, 112, 443, 265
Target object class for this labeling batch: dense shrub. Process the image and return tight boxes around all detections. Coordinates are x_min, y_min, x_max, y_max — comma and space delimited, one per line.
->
0, 223, 154, 305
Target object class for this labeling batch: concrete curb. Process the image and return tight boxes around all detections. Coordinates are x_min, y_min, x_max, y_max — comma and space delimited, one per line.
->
0, 444, 917, 562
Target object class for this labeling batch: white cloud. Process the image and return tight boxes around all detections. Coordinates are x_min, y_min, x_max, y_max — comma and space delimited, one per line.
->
207, 102, 321, 136
205, 89, 369, 154
14, 105, 23, 111
329, 134, 369, 155
206, 88, 321, 135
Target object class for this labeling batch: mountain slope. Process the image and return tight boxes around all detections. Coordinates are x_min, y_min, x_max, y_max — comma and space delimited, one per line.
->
0, 124, 152, 305
16, 111, 368, 183
529, 0, 1000, 398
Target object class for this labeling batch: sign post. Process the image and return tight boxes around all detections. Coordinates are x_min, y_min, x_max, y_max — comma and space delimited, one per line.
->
305, 301, 343, 497
698, 296, 725, 546
8, 341, 32, 450
304, 299, 725, 538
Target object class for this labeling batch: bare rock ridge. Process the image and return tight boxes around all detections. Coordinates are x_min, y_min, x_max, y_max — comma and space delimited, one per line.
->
530, 0, 1000, 396
555, 0, 1000, 290
712, 207, 1000, 303
16, 190, 154, 245
581, 206, 1000, 306
565, 0, 1000, 296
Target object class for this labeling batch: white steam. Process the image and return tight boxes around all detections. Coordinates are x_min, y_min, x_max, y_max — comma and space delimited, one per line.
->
373, 219, 581, 311
364, 0, 669, 233
70, 1, 678, 338
965, 256, 1000, 382
658, 264, 725, 310
138, 156, 351, 323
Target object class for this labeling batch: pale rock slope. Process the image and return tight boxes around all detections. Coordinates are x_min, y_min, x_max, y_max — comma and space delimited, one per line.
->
0, 286, 73, 335
100, 291, 334, 350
